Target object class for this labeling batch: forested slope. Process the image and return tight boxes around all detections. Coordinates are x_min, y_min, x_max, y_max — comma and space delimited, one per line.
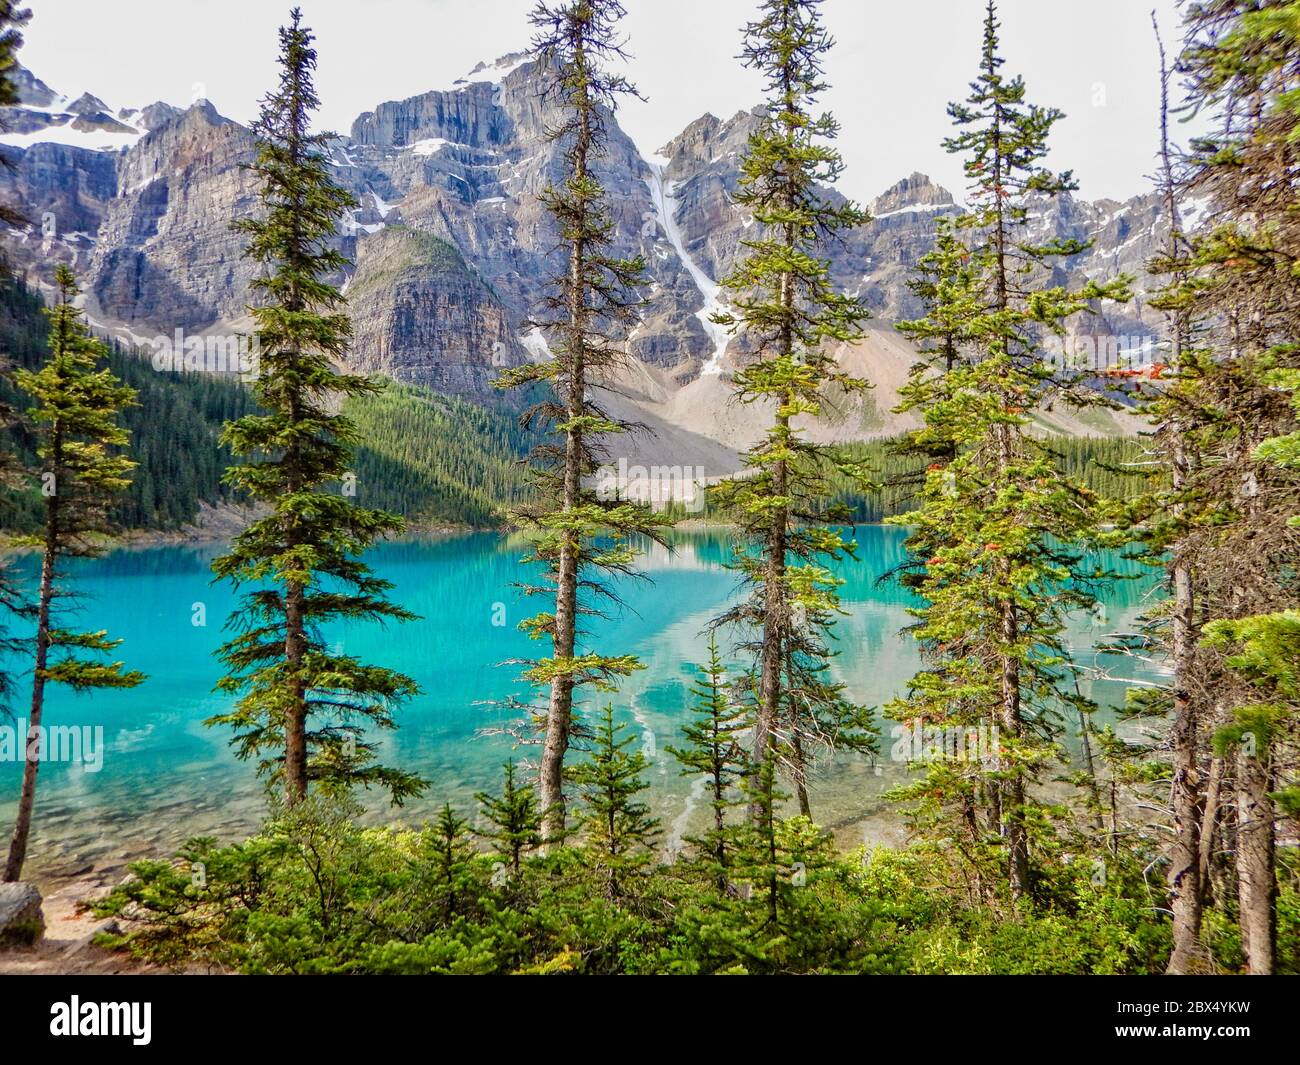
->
0, 280, 538, 532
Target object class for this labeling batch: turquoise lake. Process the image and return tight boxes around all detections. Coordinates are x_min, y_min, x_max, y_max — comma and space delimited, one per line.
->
0, 527, 1164, 873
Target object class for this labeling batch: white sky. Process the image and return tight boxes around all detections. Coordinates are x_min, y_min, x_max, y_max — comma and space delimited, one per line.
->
19, 0, 1187, 204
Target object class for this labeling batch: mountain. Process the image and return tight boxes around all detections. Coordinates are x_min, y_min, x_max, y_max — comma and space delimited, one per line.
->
0, 55, 1169, 480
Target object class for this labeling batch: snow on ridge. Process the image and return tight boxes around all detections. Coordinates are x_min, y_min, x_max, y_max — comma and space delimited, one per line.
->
870, 201, 955, 222
643, 157, 730, 377
408, 137, 450, 157
519, 326, 552, 362
0, 122, 139, 152
464, 53, 534, 85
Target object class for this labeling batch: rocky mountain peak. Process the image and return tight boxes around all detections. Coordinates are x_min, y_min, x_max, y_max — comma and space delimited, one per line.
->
872, 172, 955, 215
67, 92, 111, 117
465, 52, 534, 82
10, 63, 60, 108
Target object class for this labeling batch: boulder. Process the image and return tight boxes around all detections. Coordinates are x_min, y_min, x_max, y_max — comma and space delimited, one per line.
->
0, 882, 45, 947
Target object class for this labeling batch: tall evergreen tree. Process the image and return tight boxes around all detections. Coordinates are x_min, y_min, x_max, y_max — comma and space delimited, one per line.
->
1129, 14, 1208, 974
887, 0, 1128, 901
710, 0, 878, 825
475, 760, 543, 877
667, 634, 748, 888
209, 9, 423, 807
497, 0, 669, 843
1158, 0, 1300, 974
0, 2, 30, 236
0, 1, 32, 664
570, 703, 659, 898
3, 266, 144, 883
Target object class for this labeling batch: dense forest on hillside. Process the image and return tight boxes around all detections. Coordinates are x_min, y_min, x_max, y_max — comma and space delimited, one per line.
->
2, 274, 1149, 533
0, 278, 254, 530
343, 384, 539, 526
0, 279, 541, 531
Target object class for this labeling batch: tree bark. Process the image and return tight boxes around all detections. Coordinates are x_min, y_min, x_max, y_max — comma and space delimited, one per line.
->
4, 455, 59, 882
1198, 754, 1223, 904
1165, 449, 1202, 973
539, 45, 590, 845
1154, 26, 1204, 972
1236, 746, 1275, 975
283, 577, 308, 806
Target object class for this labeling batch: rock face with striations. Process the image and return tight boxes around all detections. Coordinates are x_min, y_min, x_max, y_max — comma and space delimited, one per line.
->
347, 227, 518, 395
86, 101, 261, 331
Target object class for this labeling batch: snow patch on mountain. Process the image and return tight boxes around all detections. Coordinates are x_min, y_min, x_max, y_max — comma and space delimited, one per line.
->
644, 156, 731, 376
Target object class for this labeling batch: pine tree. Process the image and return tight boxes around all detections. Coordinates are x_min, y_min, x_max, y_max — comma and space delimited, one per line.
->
1129, 14, 1208, 974
209, 9, 423, 807
420, 802, 477, 924
887, 0, 1129, 901
497, 0, 670, 844
667, 633, 748, 888
0, 2, 30, 237
890, 218, 988, 591
3, 266, 144, 883
1163, 0, 1300, 974
710, 0, 878, 825
570, 703, 659, 898
0, 1, 30, 596
475, 760, 543, 877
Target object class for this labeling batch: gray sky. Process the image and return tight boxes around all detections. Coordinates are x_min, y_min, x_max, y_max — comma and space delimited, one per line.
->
20, 0, 1187, 203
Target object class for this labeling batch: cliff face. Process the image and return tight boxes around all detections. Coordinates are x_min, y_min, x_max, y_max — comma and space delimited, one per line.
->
86, 102, 261, 331
347, 227, 517, 395
2, 55, 1173, 440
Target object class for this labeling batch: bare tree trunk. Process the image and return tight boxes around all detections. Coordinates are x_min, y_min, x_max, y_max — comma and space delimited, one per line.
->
789, 711, 811, 818
1198, 753, 1223, 904
539, 69, 590, 845
283, 577, 308, 806
4, 480, 58, 882
1166, 447, 1202, 973
1153, 18, 1204, 974
995, 426, 1029, 900
1073, 677, 1105, 832
539, 548, 577, 843
1236, 746, 1275, 974
755, 468, 786, 780
753, 200, 794, 819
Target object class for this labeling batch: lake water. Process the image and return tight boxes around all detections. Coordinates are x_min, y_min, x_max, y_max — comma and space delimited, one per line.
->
0, 527, 1164, 874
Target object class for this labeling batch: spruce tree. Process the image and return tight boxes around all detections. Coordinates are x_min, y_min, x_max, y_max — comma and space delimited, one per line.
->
209, 9, 423, 806
497, 0, 670, 843
710, 0, 878, 825
0, 2, 30, 236
3, 266, 144, 883
1160, 0, 1300, 974
1127, 15, 1208, 974
0, 0, 30, 569
667, 633, 748, 888
420, 802, 477, 924
570, 703, 659, 898
887, 0, 1128, 901
475, 760, 543, 877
